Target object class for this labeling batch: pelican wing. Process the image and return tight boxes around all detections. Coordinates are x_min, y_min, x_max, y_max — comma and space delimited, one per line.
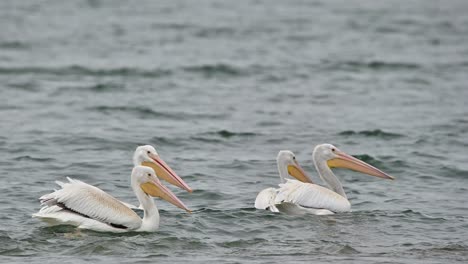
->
39, 178, 142, 230
274, 179, 351, 213
254, 188, 279, 212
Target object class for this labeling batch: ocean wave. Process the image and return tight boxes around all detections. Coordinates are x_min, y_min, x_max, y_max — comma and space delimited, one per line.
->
149, 136, 186, 147
182, 63, 245, 77
342, 60, 421, 70
387, 209, 447, 222
338, 129, 404, 139
321, 59, 421, 72
190, 190, 224, 201
0, 230, 17, 256
217, 238, 268, 248
351, 154, 385, 167
60, 83, 125, 93
194, 27, 236, 38
0, 63, 253, 79
6, 81, 39, 91
150, 236, 210, 250
438, 166, 468, 179
89, 105, 178, 119
0, 65, 171, 78
204, 130, 259, 138
328, 244, 360, 254
13, 155, 54, 162
88, 106, 227, 120
405, 243, 468, 258
150, 22, 194, 31
189, 136, 225, 144
194, 207, 256, 215
49, 135, 138, 151
0, 41, 30, 50
188, 130, 259, 144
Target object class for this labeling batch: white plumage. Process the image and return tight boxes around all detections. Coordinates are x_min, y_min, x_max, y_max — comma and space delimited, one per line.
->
254, 188, 279, 212
255, 145, 393, 215
122, 145, 192, 209
275, 179, 350, 213
33, 166, 191, 233
35, 177, 142, 231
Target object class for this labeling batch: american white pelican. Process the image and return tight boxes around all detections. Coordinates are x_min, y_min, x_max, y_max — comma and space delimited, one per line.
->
123, 145, 192, 210
133, 145, 192, 193
255, 144, 394, 215
33, 166, 191, 232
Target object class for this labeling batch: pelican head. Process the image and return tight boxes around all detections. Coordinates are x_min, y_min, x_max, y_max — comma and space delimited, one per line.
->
313, 144, 394, 180
132, 166, 191, 212
133, 145, 193, 193
277, 150, 313, 183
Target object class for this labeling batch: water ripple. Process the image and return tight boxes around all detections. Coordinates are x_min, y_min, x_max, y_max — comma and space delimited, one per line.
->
1, 1, 467, 263
88, 106, 227, 120
0, 63, 251, 78
182, 64, 247, 77
0, 65, 171, 78
338, 129, 404, 139
13, 155, 55, 162
203, 130, 259, 138
332, 60, 422, 71
0, 41, 30, 50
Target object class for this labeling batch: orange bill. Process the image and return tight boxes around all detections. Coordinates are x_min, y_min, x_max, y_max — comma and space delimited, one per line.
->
287, 160, 313, 183
141, 179, 191, 212
327, 150, 394, 180
141, 155, 193, 193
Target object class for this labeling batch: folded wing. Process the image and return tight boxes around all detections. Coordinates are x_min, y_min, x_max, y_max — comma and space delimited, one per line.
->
39, 177, 142, 230
274, 179, 351, 213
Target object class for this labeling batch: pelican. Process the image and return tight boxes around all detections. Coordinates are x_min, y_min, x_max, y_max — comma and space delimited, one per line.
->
255, 144, 394, 215
133, 145, 192, 193
121, 145, 192, 210
33, 166, 191, 233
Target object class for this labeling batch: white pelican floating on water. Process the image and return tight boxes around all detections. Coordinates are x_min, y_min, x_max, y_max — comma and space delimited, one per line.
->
33, 166, 190, 232
255, 144, 394, 215
134, 145, 192, 193
122, 145, 192, 209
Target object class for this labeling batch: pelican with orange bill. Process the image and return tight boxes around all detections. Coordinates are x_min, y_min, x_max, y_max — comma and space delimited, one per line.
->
118, 145, 193, 210
255, 144, 394, 214
33, 166, 191, 232
133, 145, 192, 193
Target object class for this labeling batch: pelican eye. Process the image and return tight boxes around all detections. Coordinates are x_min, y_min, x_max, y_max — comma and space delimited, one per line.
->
293, 156, 296, 160
147, 151, 151, 154
147, 173, 151, 177
331, 148, 335, 152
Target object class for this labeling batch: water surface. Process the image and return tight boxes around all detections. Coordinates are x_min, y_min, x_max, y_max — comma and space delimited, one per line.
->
1, 0, 467, 263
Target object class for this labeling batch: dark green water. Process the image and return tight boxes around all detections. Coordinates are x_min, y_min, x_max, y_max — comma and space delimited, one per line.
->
1, 0, 467, 263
